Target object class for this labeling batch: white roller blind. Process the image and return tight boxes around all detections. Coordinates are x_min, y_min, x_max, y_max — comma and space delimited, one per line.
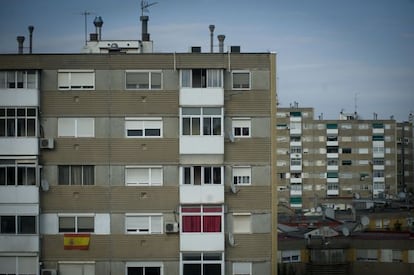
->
58, 118, 76, 137
150, 168, 162, 185
233, 119, 251, 128
60, 264, 83, 275
144, 119, 162, 129
233, 214, 251, 233
381, 249, 392, 262
77, 118, 94, 137
58, 72, 70, 89
70, 72, 94, 88
233, 167, 251, 177
19, 257, 38, 274
233, 262, 251, 274
151, 216, 162, 233
126, 216, 149, 231
126, 168, 149, 184
125, 120, 143, 130
0, 257, 16, 273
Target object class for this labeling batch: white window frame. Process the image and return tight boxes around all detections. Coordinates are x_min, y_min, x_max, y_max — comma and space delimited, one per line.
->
279, 250, 301, 263
58, 118, 95, 137
58, 70, 95, 90
232, 70, 251, 90
125, 70, 162, 90
0, 70, 38, 89
126, 262, 163, 275
180, 69, 223, 88
125, 117, 163, 138
233, 166, 251, 185
125, 166, 163, 186
0, 160, 37, 186
233, 262, 252, 275
232, 118, 251, 138
58, 165, 95, 185
181, 252, 224, 275
233, 213, 252, 234
0, 107, 38, 137
125, 214, 163, 234
180, 166, 223, 185
58, 214, 95, 233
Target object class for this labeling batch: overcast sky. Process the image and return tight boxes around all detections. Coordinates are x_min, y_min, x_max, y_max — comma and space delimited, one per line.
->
1, 0, 413, 121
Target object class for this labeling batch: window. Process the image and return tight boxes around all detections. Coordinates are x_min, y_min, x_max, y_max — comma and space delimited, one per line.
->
373, 170, 384, 178
279, 250, 301, 263
232, 118, 251, 137
233, 213, 251, 233
125, 215, 162, 234
125, 166, 163, 186
182, 166, 223, 185
0, 215, 36, 234
233, 166, 251, 185
342, 160, 352, 166
181, 107, 222, 136
58, 70, 94, 90
125, 70, 162, 90
290, 158, 302, 166
232, 71, 250, 90
0, 107, 37, 137
358, 136, 369, 142
58, 118, 94, 137
372, 158, 384, 165
358, 148, 369, 154
125, 118, 162, 137
127, 262, 163, 275
327, 135, 338, 142
181, 69, 222, 88
58, 215, 94, 233
327, 172, 338, 178
327, 159, 338, 166
58, 165, 95, 185
356, 249, 378, 262
326, 146, 338, 153
0, 160, 36, 186
182, 252, 223, 275
372, 135, 384, 141
233, 262, 251, 275
0, 70, 38, 89
181, 205, 223, 233
326, 123, 338, 129
372, 123, 384, 129
342, 148, 352, 154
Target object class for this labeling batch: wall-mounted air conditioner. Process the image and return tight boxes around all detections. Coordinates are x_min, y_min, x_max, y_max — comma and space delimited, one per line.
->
165, 222, 179, 233
40, 138, 54, 149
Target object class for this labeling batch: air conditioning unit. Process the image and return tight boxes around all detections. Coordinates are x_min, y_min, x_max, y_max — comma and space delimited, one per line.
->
41, 269, 57, 275
165, 222, 179, 233
40, 138, 54, 149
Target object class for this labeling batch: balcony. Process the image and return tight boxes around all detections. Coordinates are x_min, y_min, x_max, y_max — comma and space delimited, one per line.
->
0, 137, 39, 155
181, 232, 224, 251
180, 184, 224, 204
0, 186, 39, 204
290, 177, 302, 184
180, 87, 224, 106
0, 235, 39, 252
180, 136, 224, 155
327, 189, 339, 196
0, 88, 39, 107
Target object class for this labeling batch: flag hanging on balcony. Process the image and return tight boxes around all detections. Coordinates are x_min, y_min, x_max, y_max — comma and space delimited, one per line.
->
63, 234, 91, 250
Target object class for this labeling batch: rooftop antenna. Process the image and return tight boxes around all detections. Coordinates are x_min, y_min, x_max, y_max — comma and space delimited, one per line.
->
141, 0, 158, 16
140, 0, 158, 41
81, 10, 94, 45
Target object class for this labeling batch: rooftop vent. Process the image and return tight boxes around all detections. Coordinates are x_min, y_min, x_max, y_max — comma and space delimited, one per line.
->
230, 46, 241, 53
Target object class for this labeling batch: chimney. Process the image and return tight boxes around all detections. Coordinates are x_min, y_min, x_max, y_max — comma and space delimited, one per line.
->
209, 25, 215, 53
28, 25, 34, 54
93, 16, 103, 40
217, 34, 225, 53
17, 36, 25, 54
141, 15, 150, 41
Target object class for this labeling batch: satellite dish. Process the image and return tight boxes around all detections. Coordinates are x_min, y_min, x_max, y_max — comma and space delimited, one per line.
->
310, 208, 315, 213
230, 184, 239, 194
361, 216, 370, 226
228, 233, 236, 247
41, 179, 49, 192
227, 131, 235, 143
342, 227, 350, 237
354, 193, 360, 199
316, 206, 322, 213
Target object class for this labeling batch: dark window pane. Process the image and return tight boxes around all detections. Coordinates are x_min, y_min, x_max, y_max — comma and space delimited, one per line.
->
183, 264, 201, 275
128, 129, 143, 136
77, 216, 94, 232
17, 118, 26, 136
7, 167, 15, 185
184, 167, 191, 185
1, 216, 16, 233
204, 167, 211, 184
7, 119, 15, 136
145, 129, 160, 136
183, 118, 190, 135
213, 118, 221, 135
83, 166, 94, 185
127, 267, 143, 275
0, 167, 5, 185
58, 166, 70, 185
242, 127, 249, 136
27, 119, 36, 136
234, 127, 241, 136
203, 117, 211, 135
17, 167, 26, 185
18, 216, 36, 234
71, 165, 82, 185
192, 118, 200, 135
146, 267, 161, 275
203, 264, 221, 275
213, 167, 221, 184
59, 217, 75, 232
27, 108, 36, 116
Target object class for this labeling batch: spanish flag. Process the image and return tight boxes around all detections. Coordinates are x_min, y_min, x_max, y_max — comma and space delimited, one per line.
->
63, 234, 91, 250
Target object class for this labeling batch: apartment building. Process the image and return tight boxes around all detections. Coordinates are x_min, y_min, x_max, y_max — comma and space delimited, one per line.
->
0, 46, 277, 275
276, 106, 412, 211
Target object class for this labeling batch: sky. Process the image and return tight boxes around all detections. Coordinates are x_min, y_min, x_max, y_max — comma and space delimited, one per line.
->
1, 0, 413, 122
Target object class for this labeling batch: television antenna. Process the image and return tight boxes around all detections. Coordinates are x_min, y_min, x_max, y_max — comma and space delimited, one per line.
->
80, 10, 95, 45
141, 0, 158, 16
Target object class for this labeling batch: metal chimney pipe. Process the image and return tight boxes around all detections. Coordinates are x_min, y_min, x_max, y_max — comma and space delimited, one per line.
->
209, 25, 215, 53
28, 25, 34, 54
17, 36, 25, 54
93, 16, 103, 41
217, 34, 225, 53
140, 16, 150, 41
